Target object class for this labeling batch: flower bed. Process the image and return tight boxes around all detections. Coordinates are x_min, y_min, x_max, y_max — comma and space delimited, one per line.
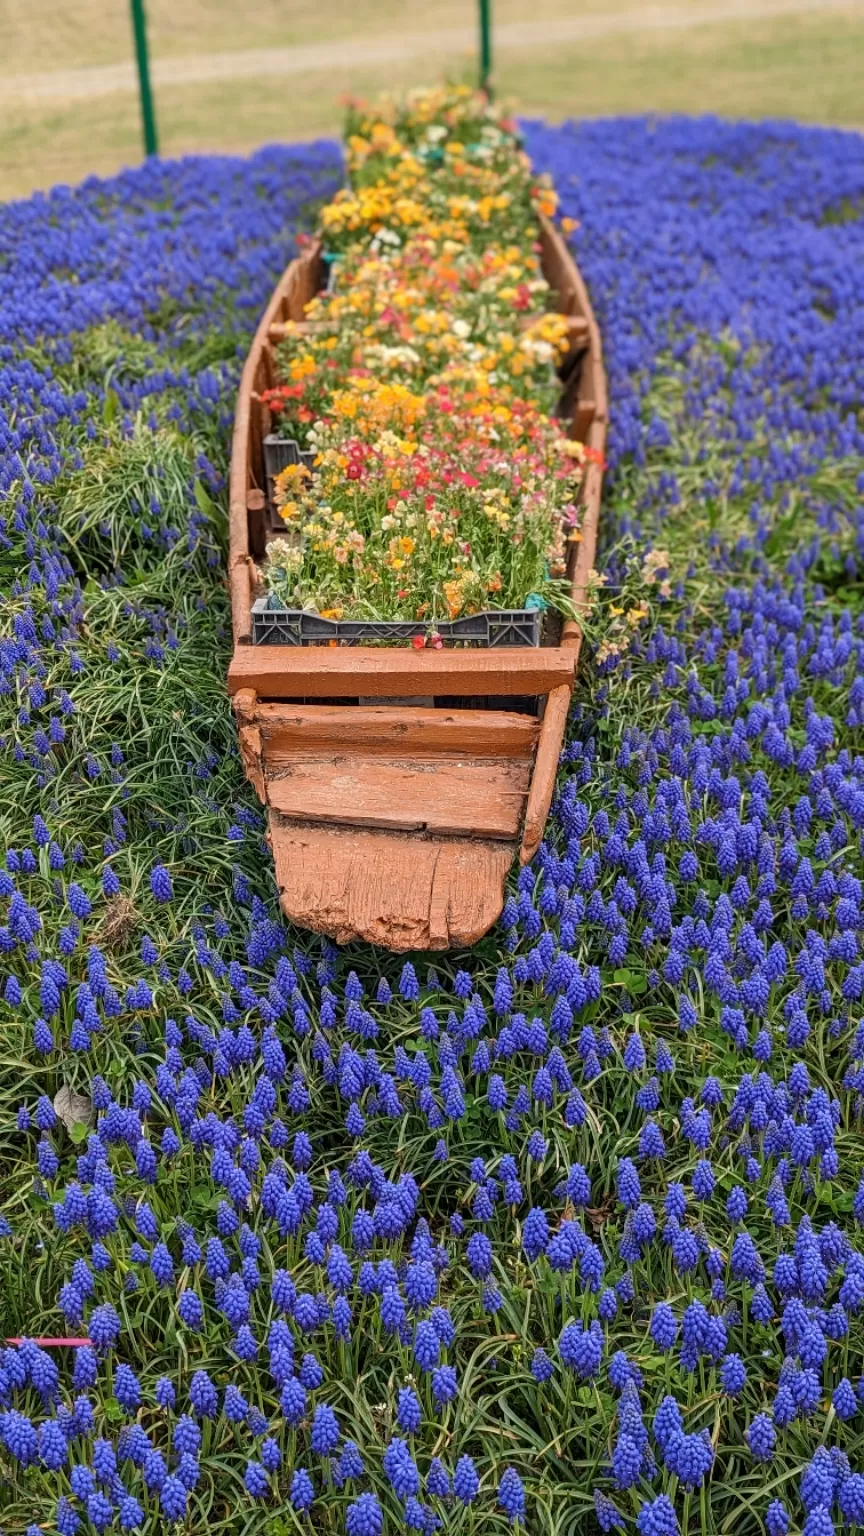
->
258, 87, 587, 635
1, 110, 864, 1536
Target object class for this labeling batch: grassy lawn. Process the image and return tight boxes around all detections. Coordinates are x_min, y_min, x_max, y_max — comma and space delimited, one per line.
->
1, 1, 862, 199
6, 0, 836, 73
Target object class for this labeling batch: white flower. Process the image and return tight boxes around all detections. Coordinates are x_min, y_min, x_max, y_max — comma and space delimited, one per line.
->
521, 338, 554, 363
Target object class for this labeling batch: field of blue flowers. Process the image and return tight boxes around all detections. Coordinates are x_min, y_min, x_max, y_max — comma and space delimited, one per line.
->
1, 113, 863, 1536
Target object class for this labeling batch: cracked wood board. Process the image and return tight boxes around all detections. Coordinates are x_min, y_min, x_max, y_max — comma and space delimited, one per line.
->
268, 818, 514, 951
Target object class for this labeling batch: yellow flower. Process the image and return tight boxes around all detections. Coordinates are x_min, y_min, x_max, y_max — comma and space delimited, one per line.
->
288, 353, 317, 381
332, 391, 358, 420
556, 438, 586, 461
276, 462, 311, 487
371, 121, 397, 151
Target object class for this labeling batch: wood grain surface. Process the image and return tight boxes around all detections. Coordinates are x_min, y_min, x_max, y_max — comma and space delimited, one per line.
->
253, 703, 541, 759
266, 752, 531, 837
269, 819, 514, 951
227, 645, 576, 699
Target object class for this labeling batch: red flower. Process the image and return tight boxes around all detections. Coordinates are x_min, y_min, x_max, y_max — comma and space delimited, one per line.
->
260, 382, 304, 413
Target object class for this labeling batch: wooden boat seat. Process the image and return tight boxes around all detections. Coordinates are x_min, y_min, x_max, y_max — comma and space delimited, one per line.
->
246, 702, 540, 758
268, 312, 590, 350
227, 645, 575, 701
266, 755, 530, 838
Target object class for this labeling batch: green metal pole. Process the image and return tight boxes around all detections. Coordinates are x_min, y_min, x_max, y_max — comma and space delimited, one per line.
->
478, 0, 492, 97
130, 0, 158, 157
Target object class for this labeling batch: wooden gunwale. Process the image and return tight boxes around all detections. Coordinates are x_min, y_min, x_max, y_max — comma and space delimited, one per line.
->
229, 239, 319, 646
228, 209, 607, 948
518, 213, 606, 863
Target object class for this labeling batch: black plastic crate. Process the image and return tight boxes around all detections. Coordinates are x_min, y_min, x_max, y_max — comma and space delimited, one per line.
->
263, 434, 316, 491
251, 598, 541, 649
262, 435, 317, 533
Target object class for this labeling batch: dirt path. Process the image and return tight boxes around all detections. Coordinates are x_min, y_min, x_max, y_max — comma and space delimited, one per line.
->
6, 0, 859, 103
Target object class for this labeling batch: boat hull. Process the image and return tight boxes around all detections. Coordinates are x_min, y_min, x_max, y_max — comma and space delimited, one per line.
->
228, 218, 606, 950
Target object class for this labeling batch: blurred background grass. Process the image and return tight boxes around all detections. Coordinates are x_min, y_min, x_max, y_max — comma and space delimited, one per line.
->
1, 0, 863, 201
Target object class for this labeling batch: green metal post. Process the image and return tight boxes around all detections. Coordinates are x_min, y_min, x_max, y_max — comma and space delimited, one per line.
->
478, 0, 492, 96
130, 0, 158, 157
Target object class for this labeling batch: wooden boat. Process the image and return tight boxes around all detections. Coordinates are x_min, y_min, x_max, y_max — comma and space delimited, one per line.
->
227, 216, 607, 951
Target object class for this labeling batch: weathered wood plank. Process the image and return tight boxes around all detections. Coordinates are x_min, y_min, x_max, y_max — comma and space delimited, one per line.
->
268, 318, 331, 343
266, 754, 530, 838
562, 418, 606, 651
578, 343, 607, 424
520, 683, 570, 863
232, 689, 266, 802
269, 819, 513, 950
538, 212, 581, 315
572, 395, 596, 442
228, 557, 256, 648
253, 703, 540, 759
227, 645, 575, 699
